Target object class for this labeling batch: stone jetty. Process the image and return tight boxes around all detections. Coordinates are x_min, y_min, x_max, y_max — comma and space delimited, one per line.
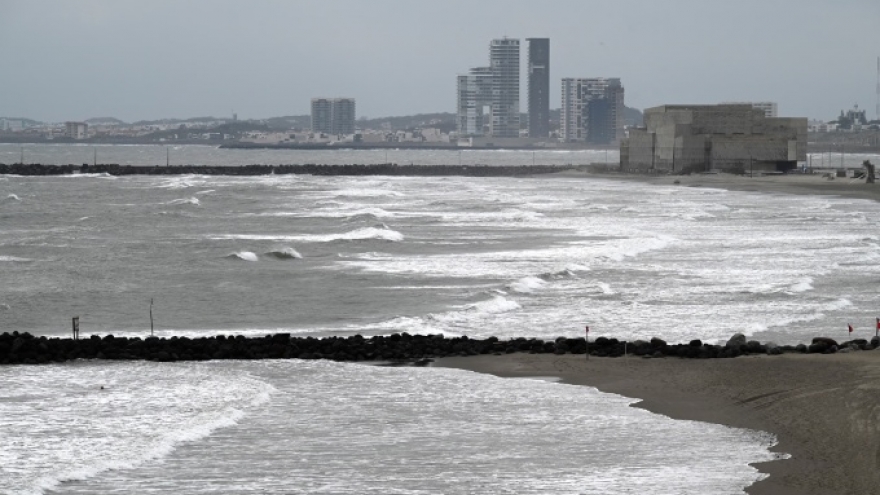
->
0, 163, 578, 177
1, 331, 876, 366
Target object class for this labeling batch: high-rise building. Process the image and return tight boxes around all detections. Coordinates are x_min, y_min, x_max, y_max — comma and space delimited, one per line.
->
456, 38, 521, 138
527, 38, 550, 138
330, 98, 356, 135
489, 38, 520, 138
457, 67, 493, 136
560, 78, 624, 144
311, 98, 356, 135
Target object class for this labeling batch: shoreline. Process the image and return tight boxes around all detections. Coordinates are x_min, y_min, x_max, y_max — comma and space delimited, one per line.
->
436, 352, 880, 495
558, 169, 880, 202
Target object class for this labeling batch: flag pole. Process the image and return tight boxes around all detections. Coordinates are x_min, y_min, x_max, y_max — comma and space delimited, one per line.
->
150, 298, 154, 337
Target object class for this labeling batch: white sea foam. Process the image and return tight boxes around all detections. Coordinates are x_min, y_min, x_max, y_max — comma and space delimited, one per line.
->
509, 276, 547, 293
0, 255, 32, 262
0, 362, 273, 495
228, 251, 259, 262
5, 193, 21, 201
167, 197, 200, 206
210, 226, 404, 243
464, 294, 521, 314
787, 277, 814, 293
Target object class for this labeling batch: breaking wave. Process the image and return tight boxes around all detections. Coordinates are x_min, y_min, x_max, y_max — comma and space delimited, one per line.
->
227, 251, 259, 262
167, 197, 200, 206
509, 276, 547, 293
5, 193, 21, 202
265, 247, 302, 259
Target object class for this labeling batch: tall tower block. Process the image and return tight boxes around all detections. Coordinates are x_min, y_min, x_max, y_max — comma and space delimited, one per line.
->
527, 38, 550, 138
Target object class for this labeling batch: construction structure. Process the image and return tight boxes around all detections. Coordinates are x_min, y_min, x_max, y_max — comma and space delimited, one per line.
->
311, 98, 356, 135
560, 77, 625, 144
619, 104, 807, 174
456, 38, 520, 138
527, 38, 550, 138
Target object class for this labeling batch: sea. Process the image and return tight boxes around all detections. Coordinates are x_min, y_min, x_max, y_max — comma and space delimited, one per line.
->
2, 143, 880, 494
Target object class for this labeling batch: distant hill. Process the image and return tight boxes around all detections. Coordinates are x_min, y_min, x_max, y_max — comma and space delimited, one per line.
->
85, 117, 126, 125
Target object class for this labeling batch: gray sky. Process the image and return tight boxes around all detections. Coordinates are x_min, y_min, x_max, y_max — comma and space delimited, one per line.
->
2, 0, 879, 122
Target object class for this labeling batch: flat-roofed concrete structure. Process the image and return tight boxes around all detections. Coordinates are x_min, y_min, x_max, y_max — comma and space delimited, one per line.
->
620, 104, 807, 174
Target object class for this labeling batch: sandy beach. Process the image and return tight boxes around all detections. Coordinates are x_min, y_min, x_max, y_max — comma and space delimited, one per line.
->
438, 351, 880, 495
442, 171, 880, 494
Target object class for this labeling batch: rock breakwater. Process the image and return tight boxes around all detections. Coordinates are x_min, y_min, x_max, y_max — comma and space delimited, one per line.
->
1, 331, 875, 366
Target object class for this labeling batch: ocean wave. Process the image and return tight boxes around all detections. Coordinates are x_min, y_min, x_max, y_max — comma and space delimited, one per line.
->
166, 197, 200, 206
2, 363, 274, 495
209, 226, 404, 243
509, 276, 547, 293
227, 251, 259, 262
786, 277, 814, 293
334, 188, 404, 198
464, 295, 522, 314
5, 193, 21, 202
265, 247, 302, 259
0, 255, 33, 262
539, 268, 578, 281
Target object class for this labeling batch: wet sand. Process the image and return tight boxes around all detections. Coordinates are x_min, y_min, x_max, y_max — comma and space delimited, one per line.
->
438, 352, 880, 495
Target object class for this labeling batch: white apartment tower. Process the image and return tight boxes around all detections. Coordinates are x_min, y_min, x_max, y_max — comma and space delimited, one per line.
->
311, 98, 356, 135
489, 38, 520, 138
456, 38, 520, 138
560, 78, 624, 144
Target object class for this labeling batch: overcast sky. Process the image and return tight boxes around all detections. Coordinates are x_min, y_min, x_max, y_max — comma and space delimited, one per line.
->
2, 0, 879, 122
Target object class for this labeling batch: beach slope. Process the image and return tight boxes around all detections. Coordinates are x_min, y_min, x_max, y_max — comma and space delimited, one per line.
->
438, 352, 880, 495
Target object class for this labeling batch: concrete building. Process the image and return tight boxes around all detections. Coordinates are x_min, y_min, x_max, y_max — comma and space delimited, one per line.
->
560, 78, 624, 144
65, 121, 88, 139
527, 38, 550, 138
619, 104, 807, 174
722, 101, 778, 118
457, 67, 493, 136
489, 38, 520, 138
456, 38, 520, 138
311, 98, 356, 135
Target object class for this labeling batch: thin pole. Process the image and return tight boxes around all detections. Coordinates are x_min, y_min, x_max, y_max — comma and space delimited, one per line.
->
93, 148, 97, 167
149, 298, 154, 337
585, 326, 590, 360
20, 146, 23, 165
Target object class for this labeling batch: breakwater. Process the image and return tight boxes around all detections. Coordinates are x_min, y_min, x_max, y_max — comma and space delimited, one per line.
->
0, 163, 578, 177
1, 331, 876, 365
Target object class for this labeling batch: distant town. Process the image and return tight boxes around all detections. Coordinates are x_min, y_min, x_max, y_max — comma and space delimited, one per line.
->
1, 38, 878, 158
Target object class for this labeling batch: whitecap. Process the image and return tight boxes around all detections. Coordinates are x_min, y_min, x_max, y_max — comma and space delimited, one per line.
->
509, 276, 547, 293
5, 193, 21, 202
227, 251, 258, 262
167, 197, 200, 206
465, 295, 521, 314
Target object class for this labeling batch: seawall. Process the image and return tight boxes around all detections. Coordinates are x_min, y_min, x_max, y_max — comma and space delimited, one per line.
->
0, 331, 873, 365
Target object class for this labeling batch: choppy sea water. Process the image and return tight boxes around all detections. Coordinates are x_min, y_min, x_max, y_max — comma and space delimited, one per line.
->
3, 145, 880, 494
3, 360, 779, 495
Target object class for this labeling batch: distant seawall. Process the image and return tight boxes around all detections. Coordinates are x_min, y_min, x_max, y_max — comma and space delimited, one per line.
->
0, 331, 872, 365
0, 163, 580, 177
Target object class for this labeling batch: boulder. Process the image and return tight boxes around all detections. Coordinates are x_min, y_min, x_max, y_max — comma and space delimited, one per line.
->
812, 337, 838, 347
726, 333, 747, 348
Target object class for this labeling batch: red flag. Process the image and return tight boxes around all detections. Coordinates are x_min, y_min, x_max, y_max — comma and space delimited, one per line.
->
848, 323, 854, 334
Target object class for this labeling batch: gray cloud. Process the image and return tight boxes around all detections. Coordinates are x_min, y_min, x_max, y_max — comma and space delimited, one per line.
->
1, 0, 878, 122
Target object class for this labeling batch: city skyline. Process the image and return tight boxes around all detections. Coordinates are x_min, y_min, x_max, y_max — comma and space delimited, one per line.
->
1, 0, 879, 122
